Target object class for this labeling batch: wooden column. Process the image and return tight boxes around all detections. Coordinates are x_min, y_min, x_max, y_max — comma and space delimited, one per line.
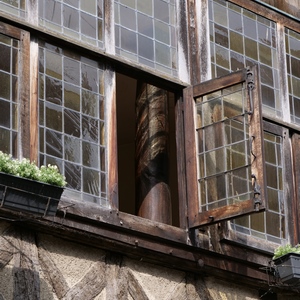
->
135, 83, 172, 224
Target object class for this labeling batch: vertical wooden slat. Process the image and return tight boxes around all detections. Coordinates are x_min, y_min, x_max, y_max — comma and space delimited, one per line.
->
175, 94, 189, 229
106, 65, 119, 209
19, 30, 31, 159
104, 0, 115, 55
291, 133, 300, 243
13, 228, 40, 300
248, 65, 266, 211
30, 39, 39, 163
187, 0, 200, 85
176, 0, 189, 84
183, 86, 199, 226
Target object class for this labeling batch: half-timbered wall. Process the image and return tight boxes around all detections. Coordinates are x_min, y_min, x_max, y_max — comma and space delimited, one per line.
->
0, 0, 300, 299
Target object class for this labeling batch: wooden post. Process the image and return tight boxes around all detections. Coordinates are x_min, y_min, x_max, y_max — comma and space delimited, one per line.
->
135, 83, 172, 224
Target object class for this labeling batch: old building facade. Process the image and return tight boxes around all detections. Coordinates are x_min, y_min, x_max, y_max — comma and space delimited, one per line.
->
0, 0, 300, 299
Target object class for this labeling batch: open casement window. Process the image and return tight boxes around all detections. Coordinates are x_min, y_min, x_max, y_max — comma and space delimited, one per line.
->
183, 66, 266, 229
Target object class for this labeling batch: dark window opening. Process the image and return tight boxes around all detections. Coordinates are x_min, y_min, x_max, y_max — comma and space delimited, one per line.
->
116, 73, 179, 226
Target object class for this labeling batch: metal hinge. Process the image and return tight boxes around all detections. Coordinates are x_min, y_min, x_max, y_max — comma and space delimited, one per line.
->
251, 174, 261, 211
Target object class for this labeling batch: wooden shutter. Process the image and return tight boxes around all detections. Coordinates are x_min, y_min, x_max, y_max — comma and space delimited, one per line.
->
183, 65, 266, 229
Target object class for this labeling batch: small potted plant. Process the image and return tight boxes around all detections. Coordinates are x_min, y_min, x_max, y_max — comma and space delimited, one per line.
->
0, 151, 66, 216
273, 244, 300, 285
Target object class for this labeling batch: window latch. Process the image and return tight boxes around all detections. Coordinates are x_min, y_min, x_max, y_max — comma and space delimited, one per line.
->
251, 174, 261, 211
247, 67, 255, 115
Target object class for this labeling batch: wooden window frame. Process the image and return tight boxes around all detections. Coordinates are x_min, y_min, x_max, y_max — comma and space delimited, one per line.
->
183, 66, 267, 229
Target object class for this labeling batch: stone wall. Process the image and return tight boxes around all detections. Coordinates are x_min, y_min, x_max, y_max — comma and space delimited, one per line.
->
0, 221, 298, 299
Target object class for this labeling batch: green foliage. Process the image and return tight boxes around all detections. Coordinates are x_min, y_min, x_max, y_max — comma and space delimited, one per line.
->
0, 151, 66, 187
273, 244, 300, 260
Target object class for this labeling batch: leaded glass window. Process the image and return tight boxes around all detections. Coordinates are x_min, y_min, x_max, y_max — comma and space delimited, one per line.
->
0, 0, 26, 18
38, 42, 108, 206
231, 125, 286, 244
286, 28, 300, 124
0, 28, 22, 156
114, 0, 178, 76
38, 0, 104, 48
208, 0, 280, 117
183, 66, 266, 228
196, 83, 252, 211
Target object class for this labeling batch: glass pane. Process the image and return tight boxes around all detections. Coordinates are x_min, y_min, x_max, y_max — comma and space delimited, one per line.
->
64, 58, 80, 85
46, 77, 62, 105
64, 83, 80, 111
45, 129, 63, 158
65, 161, 81, 190
138, 35, 154, 60
65, 135, 81, 163
82, 141, 99, 168
0, 44, 10, 72
82, 90, 98, 117
46, 51, 62, 79
83, 167, 99, 195
63, 5, 79, 31
0, 72, 10, 100
266, 211, 280, 237
0, 100, 10, 127
81, 12, 97, 38
64, 109, 80, 137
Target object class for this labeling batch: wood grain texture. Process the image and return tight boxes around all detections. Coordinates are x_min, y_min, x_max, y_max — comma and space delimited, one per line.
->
38, 242, 69, 299
13, 228, 40, 300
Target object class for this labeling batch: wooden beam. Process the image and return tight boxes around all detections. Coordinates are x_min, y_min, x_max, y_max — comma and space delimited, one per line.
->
19, 30, 31, 159
192, 69, 247, 97
231, 0, 300, 33
0, 202, 275, 289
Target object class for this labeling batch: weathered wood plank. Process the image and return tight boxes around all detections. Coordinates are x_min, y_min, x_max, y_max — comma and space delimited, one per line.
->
58, 198, 189, 244
38, 242, 69, 299
175, 94, 189, 229
177, 0, 189, 83
183, 86, 199, 227
63, 260, 106, 300
105, 253, 128, 300
13, 228, 40, 300
291, 133, 300, 243
105, 65, 119, 210
0, 21, 21, 39
189, 199, 256, 229
0, 226, 15, 269
231, 0, 300, 32
19, 30, 31, 159
192, 69, 246, 97
127, 271, 149, 300
29, 39, 39, 162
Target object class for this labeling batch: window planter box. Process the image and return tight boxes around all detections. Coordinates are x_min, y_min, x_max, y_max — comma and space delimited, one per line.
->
274, 253, 300, 285
0, 172, 63, 216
